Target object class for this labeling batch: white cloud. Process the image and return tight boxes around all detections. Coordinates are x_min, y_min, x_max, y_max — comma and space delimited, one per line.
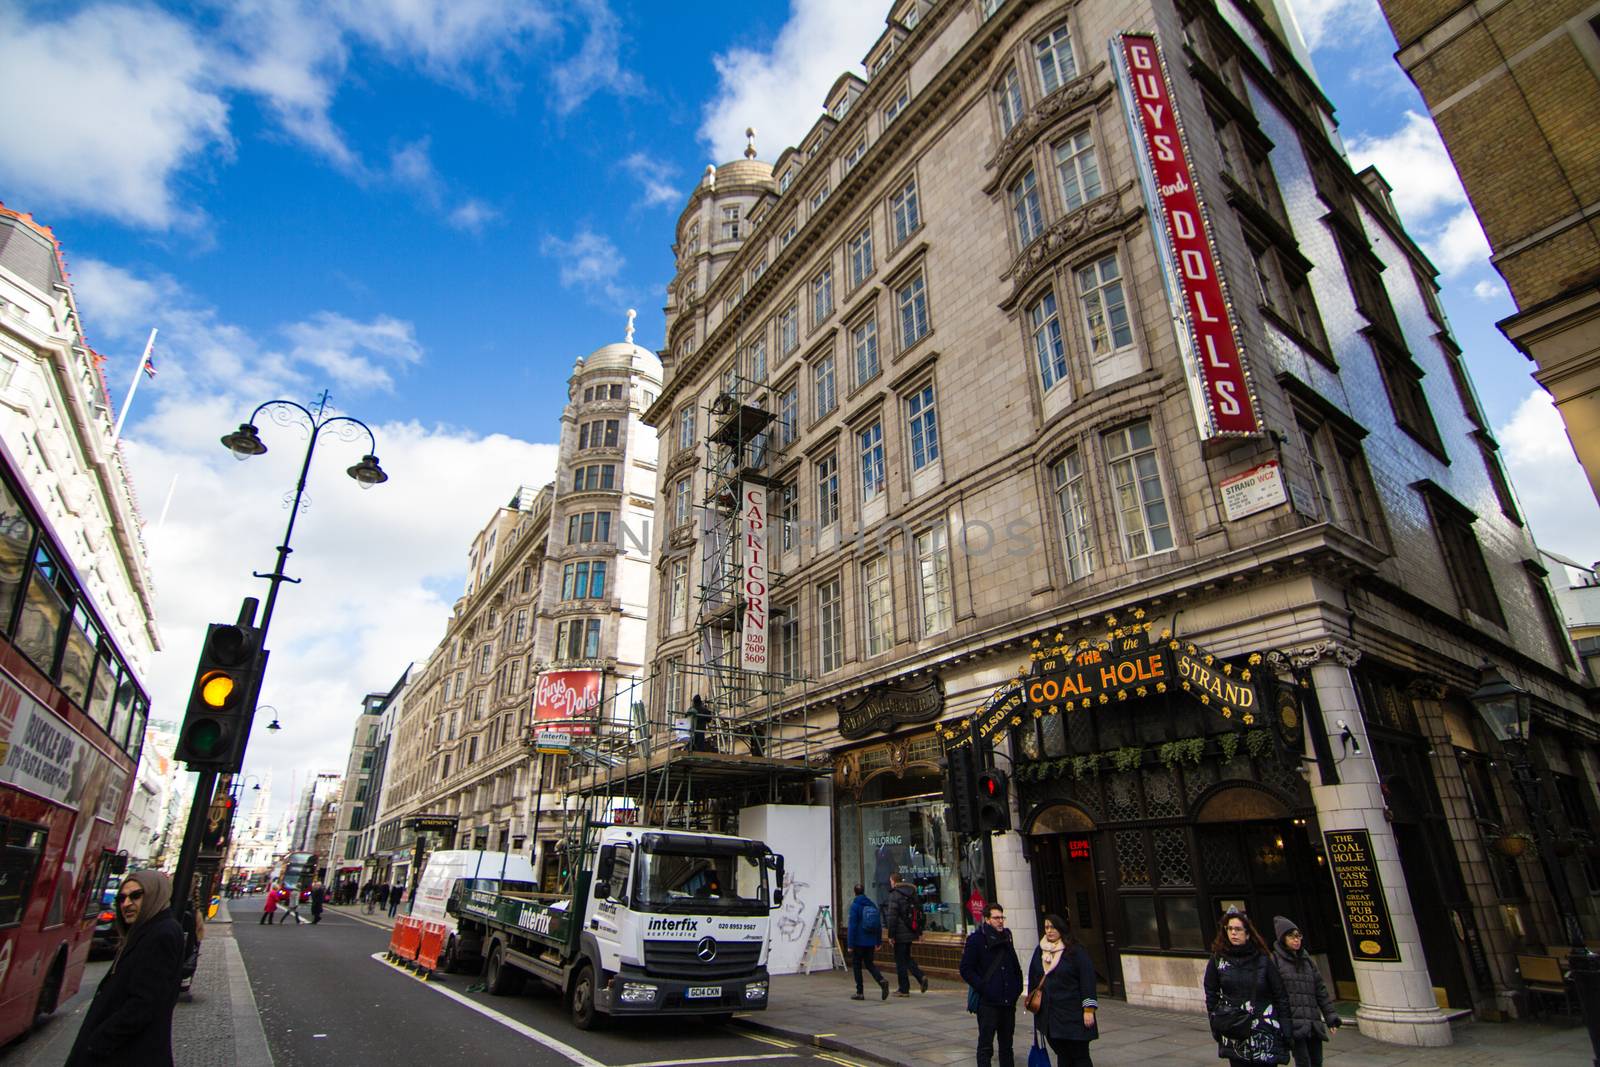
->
541, 227, 628, 304
1473, 278, 1504, 302
0, 3, 230, 230
622, 152, 682, 209
1497, 389, 1600, 565
282, 312, 423, 391
447, 199, 500, 233
1423, 208, 1492, 278
699, 0, 888, 163
550, 0, 642, 116
83, 261, 558, 819
1283, 0, 1387, 52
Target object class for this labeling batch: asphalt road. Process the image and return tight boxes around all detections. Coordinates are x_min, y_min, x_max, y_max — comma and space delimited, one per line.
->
234, 909, 864, 1067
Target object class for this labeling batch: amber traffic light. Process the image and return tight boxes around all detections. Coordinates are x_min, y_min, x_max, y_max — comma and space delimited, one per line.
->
175, 623, 265, 772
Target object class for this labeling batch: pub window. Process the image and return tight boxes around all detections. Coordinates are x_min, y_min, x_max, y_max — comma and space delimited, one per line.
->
1419, 485, 1504, 627
1373, 340, 1444, 457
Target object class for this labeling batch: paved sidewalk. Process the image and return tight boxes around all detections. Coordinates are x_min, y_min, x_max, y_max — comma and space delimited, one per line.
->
735, 969, 1592, 1067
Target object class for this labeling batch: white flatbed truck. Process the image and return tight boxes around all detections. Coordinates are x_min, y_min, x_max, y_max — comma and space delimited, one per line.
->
447, 822, 785, 1028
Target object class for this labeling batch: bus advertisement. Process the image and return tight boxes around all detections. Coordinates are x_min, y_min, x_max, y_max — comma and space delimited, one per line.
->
0, 448, 147, 1046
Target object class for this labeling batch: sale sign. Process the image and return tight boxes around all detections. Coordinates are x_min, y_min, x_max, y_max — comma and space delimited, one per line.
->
532, 669, 601, 735
1118, 33, 1262, 438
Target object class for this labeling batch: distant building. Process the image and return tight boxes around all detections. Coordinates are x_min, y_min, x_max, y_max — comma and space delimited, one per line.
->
1541, 549, 1600, 683
1374, 0, 1600, 501
330, 677, 405, 895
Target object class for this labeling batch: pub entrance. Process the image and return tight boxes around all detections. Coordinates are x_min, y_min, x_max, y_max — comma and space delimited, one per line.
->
1028, 804, 1111, 991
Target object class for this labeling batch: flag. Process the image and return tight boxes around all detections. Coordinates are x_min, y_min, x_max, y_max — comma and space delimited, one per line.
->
142, 349, 157, 379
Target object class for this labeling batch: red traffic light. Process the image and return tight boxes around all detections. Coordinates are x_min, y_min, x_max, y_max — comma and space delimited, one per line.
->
978, 771, 1006, 796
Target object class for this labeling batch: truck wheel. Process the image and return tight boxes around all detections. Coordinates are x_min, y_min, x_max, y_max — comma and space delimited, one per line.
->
439, 936, 458, 974
570, 962, 600, 1030
485, 943, 524, 996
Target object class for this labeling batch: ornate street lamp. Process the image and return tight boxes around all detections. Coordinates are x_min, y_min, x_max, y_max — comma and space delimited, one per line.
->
1469, 663, 1600, 1061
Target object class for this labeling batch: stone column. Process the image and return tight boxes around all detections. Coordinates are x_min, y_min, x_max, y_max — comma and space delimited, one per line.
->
994, 733, 1039, 968
1286, 642, 1454, 1047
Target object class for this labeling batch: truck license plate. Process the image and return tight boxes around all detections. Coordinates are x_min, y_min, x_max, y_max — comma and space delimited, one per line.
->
686, 986, 722, 999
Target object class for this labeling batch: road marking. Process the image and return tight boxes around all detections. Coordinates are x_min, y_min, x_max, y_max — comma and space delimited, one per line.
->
612, 1057, 799, 1067
368, 952, 603, 1067
740, 1032, 798, 1049
814, 1056, 868, 1067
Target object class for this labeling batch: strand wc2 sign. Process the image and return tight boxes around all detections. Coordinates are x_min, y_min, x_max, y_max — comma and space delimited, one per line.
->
532, 670, 601, 736
1117, 32, 1262, 439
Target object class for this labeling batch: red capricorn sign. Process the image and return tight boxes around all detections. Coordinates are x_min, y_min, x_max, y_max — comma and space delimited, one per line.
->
739, 482, 769, 673
1119, 33, 1261, 437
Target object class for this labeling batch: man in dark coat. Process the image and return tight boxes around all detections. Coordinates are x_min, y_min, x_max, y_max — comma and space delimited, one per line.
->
388, 882, 403, 918
880, 873, 928, 995
66, 869, 184, 1066
960, 902, 1024, 1067
310, 881, 326, 924
846, 883, 890, 1000
1271, 916, 1340, 1067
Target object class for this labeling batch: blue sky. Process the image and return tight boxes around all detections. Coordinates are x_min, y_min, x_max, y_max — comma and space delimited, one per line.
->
2, 0, 1594, 812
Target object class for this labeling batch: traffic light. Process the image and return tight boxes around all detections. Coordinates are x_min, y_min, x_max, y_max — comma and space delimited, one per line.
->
975, 770, 1011, 833
175, 622, 265, 772
942, 743, 979, 835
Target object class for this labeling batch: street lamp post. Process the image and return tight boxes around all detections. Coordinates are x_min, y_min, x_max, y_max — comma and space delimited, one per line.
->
172, 392, 388, 911
1469, 664, 1600, 1063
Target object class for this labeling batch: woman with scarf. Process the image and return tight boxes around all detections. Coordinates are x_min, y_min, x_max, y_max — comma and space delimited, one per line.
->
1203, 908, 1291, 1066
65, 870, 184, 1066
1025, 914, 1099, 1067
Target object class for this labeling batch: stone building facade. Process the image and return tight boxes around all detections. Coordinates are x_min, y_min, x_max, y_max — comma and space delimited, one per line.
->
1374, 0, 1600, 502
642, 0, 1598, 1045
377, 333, 661, 891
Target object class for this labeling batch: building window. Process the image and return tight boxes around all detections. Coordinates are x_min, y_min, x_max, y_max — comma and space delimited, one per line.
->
721, 205, 741, 241
750, 258, 767, 285
897, 273, 930, 349
816, 454, 840, 528
1251, 240, 1327, 350
863, 556, 894, 656
844, 139, 867, 172
669, 558, 688, 621
1035, 23, 1077, 94
890, 177, 921, 244
848, 224, 874, 288
780, 480, 799, 551
1296, 415, 1343, 525
747, 337, 768, 383
557, 618, 602, 660
1051, 448, 1095, 581
813, 266, 834, 324
1076, 254, 1133, 357
859, 422, 886, 501
677, 405, 696, 452
776, 604, 800, 680
1011, 168, 1044, 246
1477, 434, 1522, 524
579, 419, 620, 449
853, 316, 880, 386
996, 67, 1024, 135
561, 561, 607, 600
1103, 420, 1173, 558
1525, 562, 1575, 667
779, 383, 798, 446
814, 355, 838, 418
809, 184, 831, 213
514, 610, 528, 642
916, 525, 954, 635
1374, 341, 1444, 456
779, 303, 800, 354
906, 382, 940, 471
568, 511, 613, 543
480, 644, 493, 673
883, 87, 910, 125
1422, 486, 1505, 626
572, 464, 616, 492
1055, 129, 1102, 212
818, 577, 844, 673
1028, 291, 1069, 392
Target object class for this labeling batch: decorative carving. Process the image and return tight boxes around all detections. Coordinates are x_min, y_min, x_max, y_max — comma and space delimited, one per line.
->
1001, 197, 1137, 307
887, 738, 911, 778
1405, 675, 1449, 700
834, 751, 864, 799
837, 677, 944, 740
667, 524, 697, 550
1266, 641, 1361, 671
986, 65, 1109, 181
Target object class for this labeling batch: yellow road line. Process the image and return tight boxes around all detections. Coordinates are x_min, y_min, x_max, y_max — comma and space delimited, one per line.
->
740, 1031, 798, 1049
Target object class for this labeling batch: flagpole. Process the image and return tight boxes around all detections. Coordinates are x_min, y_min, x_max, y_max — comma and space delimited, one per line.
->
111, 327, 158, 446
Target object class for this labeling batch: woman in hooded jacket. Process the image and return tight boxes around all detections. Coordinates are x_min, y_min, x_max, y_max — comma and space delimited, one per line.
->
1269, 916, 1340, 1067
1202, 908, 1291, 1066
66, 869, 185, 1067
1025, 913, 1098, 1066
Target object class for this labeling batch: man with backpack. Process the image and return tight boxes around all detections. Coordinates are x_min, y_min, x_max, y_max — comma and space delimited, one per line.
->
846, 883, 890, 1000
882, 873, 929, 996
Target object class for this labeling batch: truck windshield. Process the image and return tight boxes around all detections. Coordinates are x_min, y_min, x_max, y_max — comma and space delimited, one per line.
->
635, 851, 768, 915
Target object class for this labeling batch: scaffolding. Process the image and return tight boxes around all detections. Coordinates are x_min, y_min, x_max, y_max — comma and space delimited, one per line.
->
547, 371, 826, 851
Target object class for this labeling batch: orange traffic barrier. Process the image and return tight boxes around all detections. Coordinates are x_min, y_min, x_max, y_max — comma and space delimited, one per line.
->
416, 921, 446, 972
389, 916, 422, 962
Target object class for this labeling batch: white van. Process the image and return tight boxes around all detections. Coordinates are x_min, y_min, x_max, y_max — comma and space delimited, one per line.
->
412, 850, 538, 972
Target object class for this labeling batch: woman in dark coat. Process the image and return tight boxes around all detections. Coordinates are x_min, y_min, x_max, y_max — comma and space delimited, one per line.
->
1270, 916, 1340, 1067
1202, 909, 1291, 1066
66, 869, 184, 1066
1026, 913, 1099, 1066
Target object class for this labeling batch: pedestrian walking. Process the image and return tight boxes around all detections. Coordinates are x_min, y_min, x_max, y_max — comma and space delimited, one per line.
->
1025, 913, 1098, 1067
310, 880, 326, 925
281, 885, 303, 925
960, 903, 1024, 1067
179, 887, 205, 994
882, 873, 928, 996
846, 883, 890, 1000
1203, 908, 1291, 1066
362, 882, 375, 913
65, 870, 184, 1067
1270, 916, 1340, 1067
387, 882, 402, 918
259, 883, 279, 925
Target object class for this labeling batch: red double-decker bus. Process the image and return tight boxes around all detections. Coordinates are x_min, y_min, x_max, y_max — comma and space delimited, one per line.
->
0, 443, 148, 1045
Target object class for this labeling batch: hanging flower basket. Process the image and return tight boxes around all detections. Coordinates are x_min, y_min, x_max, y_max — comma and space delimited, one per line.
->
1492, 832, 1532, 858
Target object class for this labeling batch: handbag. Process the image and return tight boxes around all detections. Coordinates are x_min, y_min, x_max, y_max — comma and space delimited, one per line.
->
1027, 1023, 1051, 1067
967, 948, 1007, 1013
1025, 987, 1043, 1014
1210, 957, 1264, 1039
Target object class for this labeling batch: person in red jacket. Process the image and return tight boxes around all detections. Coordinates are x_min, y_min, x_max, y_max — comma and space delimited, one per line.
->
259, 883, 280, 925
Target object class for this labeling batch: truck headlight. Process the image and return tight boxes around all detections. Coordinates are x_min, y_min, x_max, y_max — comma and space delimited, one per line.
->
744, 981, 768, 1001
620, 982, 658, 1004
